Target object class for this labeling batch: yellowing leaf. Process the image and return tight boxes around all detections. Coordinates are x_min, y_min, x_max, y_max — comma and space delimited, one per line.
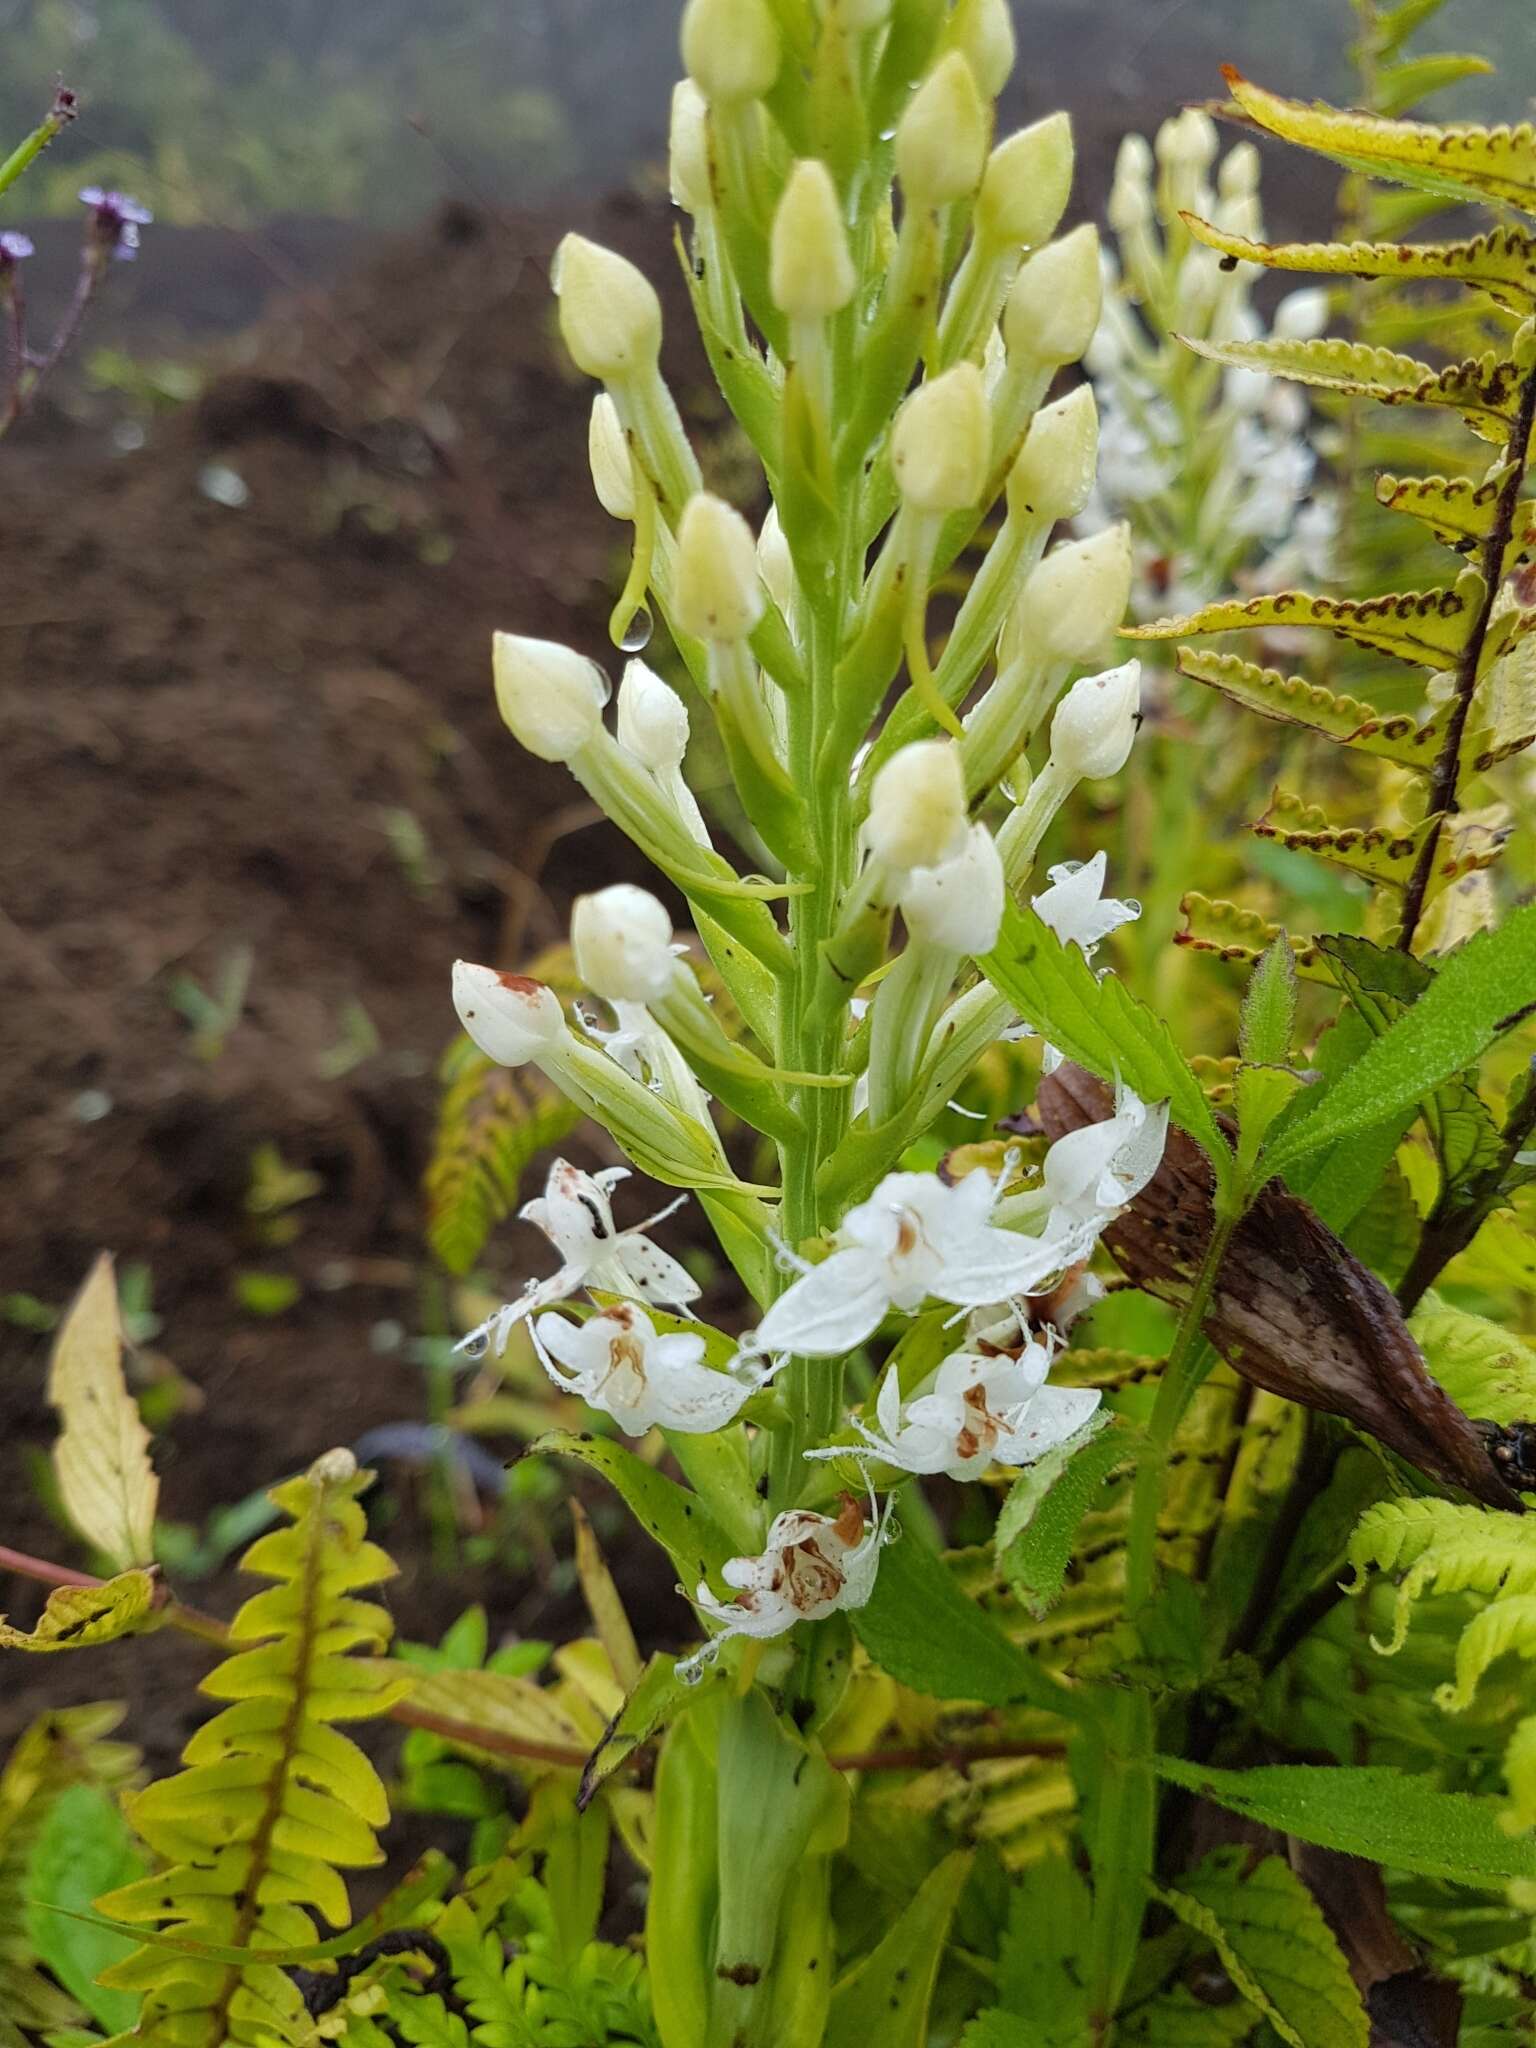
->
1375, 470, 1535, 571
1179, 334, 1523, 441
48, 1254, 158, 1572
0, 1570, 156, 1652
1176, 894, 1332, 982
1184, 216, 1536, 314
1252, 789, 1437, 889
1128, 585, 1471, 670
1222, 66, 1536, 215
1175, 648, 1444, 768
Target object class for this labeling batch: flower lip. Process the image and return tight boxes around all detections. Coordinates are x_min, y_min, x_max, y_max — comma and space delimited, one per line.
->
0, 231, 34, 264
79, 186, 152, 259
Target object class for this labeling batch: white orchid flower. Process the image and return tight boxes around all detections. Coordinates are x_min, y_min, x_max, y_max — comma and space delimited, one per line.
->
813, 1313, 1100, 1480
1032, 851, 1140, 962
684, 1488, 890, 1672
456, 1158, 700, 1359
748, 1165, 1086, 1359
530, 1301, 771, 1434
1043, 1083, 1169, 1233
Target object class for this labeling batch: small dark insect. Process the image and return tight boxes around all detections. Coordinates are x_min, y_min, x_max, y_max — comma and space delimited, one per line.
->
1474, 1418, 1536, 1492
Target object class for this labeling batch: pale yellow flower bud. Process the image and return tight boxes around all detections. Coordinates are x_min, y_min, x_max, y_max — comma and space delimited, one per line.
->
819, 0, 893, 25
1049, 659, 1142, 780
896, 53, 988, 206
1107, 132, 1153, 233
976, 113, 1074, 252
492, 632, 609, 761
453, 961, 568, 1067
588, 395, 634, 520
949, 0, 1016, 97
669, 80, 713, 214
681, 0, 781, 104
770, 160, 856, 319
1156, 107, 1218, 180
1007, 383, 1099, 523
891, 363, 991, 514
866, 739, 969, 871
902, 823, 1006, 954
673, 493, 765, 642
1218, 140, 1260, 201
617, 659, 690, 774
553, 234, 662, 382
756, 503, 795, 617
1010, 525, 1132, 667
573, 884, 678, 1005
1004, 224, 1102, 365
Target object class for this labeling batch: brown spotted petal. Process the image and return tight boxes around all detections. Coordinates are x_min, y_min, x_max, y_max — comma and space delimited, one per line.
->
1036, 1063, 1522, 1511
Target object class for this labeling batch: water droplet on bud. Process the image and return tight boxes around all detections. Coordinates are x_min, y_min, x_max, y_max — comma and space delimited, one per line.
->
617, 603, 654, 653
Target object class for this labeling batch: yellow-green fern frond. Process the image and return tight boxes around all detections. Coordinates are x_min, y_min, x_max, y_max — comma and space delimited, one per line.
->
95, 1449, 411, 2047
425, 1040, 583, 1276
0, 1704, 139, 2046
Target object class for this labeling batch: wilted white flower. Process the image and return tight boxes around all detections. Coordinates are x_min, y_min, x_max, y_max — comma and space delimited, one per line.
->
456, 1159, 699, 1358
689, 1491, 888, 1660
749, 1164, 1088, 1357
531, 1301, 771, 1433
820, 1321, 1100, 1480
1031, 850, 1140, 960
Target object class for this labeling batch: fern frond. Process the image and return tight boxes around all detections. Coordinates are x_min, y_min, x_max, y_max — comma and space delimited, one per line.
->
1252, 789, 1438, 889
1174, 895, 1330, 982
1222, 68, 1536, 215
1128, 585, 1473, 669
1175, 648, 1445, 768
95, 1449, 411, 2047
425, 1041, 582, 1275
1183, 218, 1536, 314
1180, 335, 1523, 440
0, 1705, 138, 2046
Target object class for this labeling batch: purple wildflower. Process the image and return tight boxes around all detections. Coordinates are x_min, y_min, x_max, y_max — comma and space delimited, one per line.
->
0, 232, 34, 268
78, 187, 152, 261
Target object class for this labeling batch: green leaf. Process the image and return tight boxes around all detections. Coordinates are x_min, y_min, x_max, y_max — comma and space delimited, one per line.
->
981, 901, 1233, 1193
578, 1653, 724, 1808
1262, 907, 1536, 1186
1240, 937, 1298, 1068
1153, 1758, 1536, 1884
1409, 1296, 1536, 1425
26, 1785, 145, 2032
1376, 53, 1496, 117
994, 1856, 1092, 2042
534, 1430, 738, 1592
995, 1416, 1136, 1619
852, 1530, 1075, 1713
1157, 1849, 1368, 2048
826, 1850, 971, 2048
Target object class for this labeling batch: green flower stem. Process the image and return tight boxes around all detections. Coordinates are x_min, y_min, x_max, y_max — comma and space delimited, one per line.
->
1086, 1196, 1240, 2041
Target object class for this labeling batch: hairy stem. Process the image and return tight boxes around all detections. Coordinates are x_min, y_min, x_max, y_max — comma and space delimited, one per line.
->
1397, 351, 1536, 951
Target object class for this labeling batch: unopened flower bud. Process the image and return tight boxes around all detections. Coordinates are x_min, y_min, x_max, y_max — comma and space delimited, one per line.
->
493, 632, 609, 761
453, 961, 567, 1067
949, 0, 1016, 97
588, 395, 634, 519
902, 822, 1006, 954
670, 80, 713, 214
756, 503, 794, 616
1010, 525, 1132, 666
1008, 383, 1099, 523
896, 53, 988, 206
617, 659, 690, 773
573, 884, 677, 1004
553, 234, 662, 382
866, 740, 969, 870
1107, 133, 1153, 233
1274, 287, 1330, 341
674, 493, 765, 642
821, 0, 893, 27
891, 362, 991, 513
770, 160, 856, 319
681, 0, 781, 104
1217, 141, 1260, 201
1049, 659, 1142, 781
975, 113, 1074, 252
1004, 224, 1102, 365
1156, 107, 1218, 180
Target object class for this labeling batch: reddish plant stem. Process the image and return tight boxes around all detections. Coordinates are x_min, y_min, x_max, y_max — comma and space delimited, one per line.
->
0, 1541, 1065, 1775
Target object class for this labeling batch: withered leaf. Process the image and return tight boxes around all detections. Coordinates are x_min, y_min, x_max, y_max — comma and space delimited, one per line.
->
1037, 1064, 1522, 1511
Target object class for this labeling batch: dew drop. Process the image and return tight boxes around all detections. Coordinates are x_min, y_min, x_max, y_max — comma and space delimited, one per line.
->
618, 603, 654, 653
457, 1329, 491, 1361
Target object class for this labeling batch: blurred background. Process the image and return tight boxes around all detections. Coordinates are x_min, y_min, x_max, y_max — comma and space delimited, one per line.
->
2, 0, 1533, 1769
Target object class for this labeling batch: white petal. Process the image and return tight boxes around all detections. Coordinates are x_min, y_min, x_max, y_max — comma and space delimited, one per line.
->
602, 1234, 702, 1310
999, 1384, 1102, 1463
934, 1221, 1077, 1304
752, 1249, 893, 1356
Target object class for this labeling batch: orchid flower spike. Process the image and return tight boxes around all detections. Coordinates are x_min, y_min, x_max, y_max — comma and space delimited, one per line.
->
685, 1484, 890, 1672
530, 1300, 774, 1434
749, 1164, 1090, 1358
456, 1159, 700, 1359
814, 1307, 1100, 1480
1031, 850, 1140, 962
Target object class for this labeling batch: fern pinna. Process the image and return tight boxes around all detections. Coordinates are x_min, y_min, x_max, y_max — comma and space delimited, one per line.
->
93, 1449, 409, 2046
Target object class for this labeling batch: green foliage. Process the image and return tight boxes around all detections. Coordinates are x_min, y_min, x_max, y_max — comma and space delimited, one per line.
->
93, 1450, 410, 2045
27, 1782, 147, 2032
426, 1038, 583, 1277
994, 1416, 1136, 1619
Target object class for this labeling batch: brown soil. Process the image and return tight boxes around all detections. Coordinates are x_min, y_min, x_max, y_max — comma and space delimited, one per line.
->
0, 193, 716, 1775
